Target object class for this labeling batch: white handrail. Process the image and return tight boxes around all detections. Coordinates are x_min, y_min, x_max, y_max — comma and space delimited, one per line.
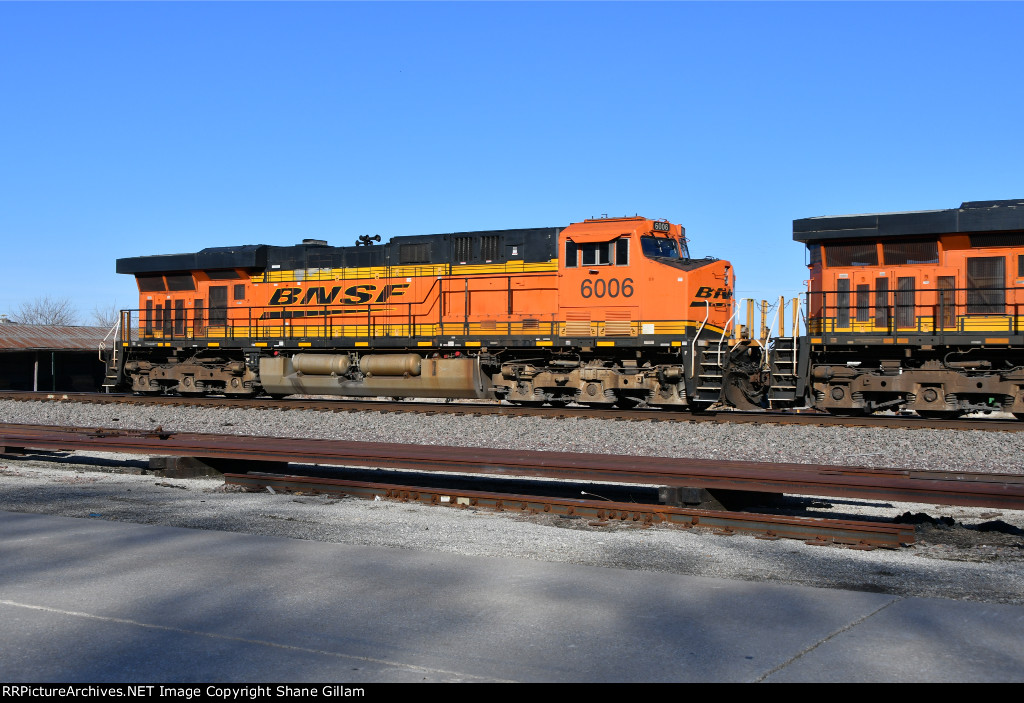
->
716, 307, 739, 359
691, 300, 711, 379
98, 318, 121, 362
765, 300, 781, 344
792, 297, 801, 377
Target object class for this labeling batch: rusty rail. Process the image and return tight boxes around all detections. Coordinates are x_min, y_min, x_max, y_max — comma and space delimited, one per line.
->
2, 423, 1023, 509
224, 473, 916, 549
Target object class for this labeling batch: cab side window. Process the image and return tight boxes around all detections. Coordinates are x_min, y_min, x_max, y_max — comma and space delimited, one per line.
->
565, 240, 578, 268
615, 237, 629, 265
581, 242, 609, 266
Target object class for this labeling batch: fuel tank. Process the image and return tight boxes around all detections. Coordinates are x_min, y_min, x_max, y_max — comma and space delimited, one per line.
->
259, 354, 495, 399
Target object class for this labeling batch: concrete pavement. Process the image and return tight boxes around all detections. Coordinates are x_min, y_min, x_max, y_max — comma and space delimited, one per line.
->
1, 511, 1021, 682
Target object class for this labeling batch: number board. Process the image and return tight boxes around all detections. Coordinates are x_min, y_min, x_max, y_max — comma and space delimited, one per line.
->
580, 277, 634, 299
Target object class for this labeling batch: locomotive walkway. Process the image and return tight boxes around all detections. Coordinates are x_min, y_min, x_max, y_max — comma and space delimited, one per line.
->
1, 510, 1022, 682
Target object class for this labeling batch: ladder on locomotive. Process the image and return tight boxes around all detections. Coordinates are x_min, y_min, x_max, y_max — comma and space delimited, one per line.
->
766, 336, 799, 408
694, 346, 726, 405
693, 301, 747, 407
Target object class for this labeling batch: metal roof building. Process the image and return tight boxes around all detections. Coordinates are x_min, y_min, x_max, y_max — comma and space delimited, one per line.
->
0, 322, 113, 392
0, 323, 111, 351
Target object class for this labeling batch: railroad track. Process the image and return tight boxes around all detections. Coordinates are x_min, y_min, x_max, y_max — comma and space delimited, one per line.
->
4, 422, 1024, 548
2, 421, 1020, 507
1, 391, 1021, 432
225, 472, 917, 550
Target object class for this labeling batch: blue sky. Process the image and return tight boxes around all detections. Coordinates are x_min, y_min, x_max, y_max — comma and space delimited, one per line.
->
1, 1, 1022, 324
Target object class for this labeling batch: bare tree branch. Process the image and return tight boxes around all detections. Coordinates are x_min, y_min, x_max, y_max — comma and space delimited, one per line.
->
13, 297, 80, 326
90, 303, 122, 329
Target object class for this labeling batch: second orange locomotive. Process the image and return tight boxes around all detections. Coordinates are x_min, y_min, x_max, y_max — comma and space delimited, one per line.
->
113, 216, 755, 409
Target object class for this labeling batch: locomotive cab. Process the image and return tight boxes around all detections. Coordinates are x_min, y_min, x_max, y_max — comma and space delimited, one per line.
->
548, 216, 747, 408
557, 217, 735, 337
795, 199, 1024, 418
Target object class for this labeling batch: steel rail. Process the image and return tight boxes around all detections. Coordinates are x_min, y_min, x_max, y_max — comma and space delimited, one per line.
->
224, 473, 916, 549
2, 423, 1023, 509
0, 391, 1020, 432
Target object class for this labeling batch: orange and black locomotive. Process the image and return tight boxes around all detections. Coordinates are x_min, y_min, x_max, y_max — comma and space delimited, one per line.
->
784, 199, 1024, 418
110, 199, 1024, 419
111, 216, 758, 409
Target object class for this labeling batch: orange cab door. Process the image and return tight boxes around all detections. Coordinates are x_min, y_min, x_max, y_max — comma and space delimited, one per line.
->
558, 237, 637, 338
852, 271, 873, 329
927, 267, 958, 331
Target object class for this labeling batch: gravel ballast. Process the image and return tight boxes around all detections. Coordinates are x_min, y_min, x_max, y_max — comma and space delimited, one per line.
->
1, 399, 1022, 472
1, 399, 1023, 605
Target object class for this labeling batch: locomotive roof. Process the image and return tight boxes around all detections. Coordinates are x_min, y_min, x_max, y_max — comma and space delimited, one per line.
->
793, 199, 1024, 243
116, 244, 270, 275
116, 226, 562, 275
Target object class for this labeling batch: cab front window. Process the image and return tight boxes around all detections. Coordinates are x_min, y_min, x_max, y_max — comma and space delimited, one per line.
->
641, 235, 682, 259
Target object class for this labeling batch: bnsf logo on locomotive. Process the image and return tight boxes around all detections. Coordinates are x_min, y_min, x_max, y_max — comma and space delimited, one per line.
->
268, 283, 411, 306
694, 286, 732, 300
